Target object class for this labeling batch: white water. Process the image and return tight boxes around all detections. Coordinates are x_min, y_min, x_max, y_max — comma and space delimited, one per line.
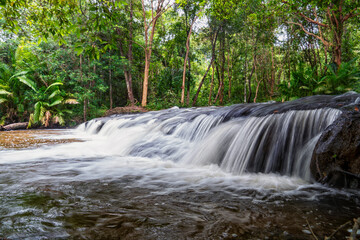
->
77, 107, 340, 181
1, 101, 360, 239
0, 106, 341, 193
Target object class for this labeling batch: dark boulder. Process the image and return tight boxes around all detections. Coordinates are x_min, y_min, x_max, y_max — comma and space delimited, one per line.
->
310, 109, 360, 188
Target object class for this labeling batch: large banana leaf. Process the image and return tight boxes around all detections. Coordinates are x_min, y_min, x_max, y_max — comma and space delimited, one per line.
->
18, 76, 38, 92
8, 71, 30, 81
49, 96, 64, 107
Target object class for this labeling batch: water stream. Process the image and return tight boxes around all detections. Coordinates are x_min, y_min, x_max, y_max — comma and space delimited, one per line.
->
1, 94, 360, 239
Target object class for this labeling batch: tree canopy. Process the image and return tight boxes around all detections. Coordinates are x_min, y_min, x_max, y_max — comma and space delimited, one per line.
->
0, 0, 359, 126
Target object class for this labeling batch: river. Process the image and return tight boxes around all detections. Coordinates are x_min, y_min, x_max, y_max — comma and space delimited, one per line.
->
1, 94, 360, 239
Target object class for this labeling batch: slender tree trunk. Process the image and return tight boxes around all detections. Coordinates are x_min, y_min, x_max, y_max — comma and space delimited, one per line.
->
117, 28, 135, 105
192, 27, 219, 106
80, 55, 87, 122
227, 40, 232, 100
142, 19, 157, 107
181, 15, 198, 105
270, 46, 275, 99
214, 63, 221, 103
127, 0, 135, 105
253, 59, 259, 103
141, 0, 170, 107
247, 54, 256, 103
208, 62, 215, 105
218, 35, 225, 105
192, 58, 213, 106
142, 50, 151, 106
109, 55, 113, 109
244, 52, 247, 103
186, 57, 191, 105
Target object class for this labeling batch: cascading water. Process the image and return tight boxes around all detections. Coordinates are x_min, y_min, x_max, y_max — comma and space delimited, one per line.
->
80, 105, 340, 181
1, 93, 359, 239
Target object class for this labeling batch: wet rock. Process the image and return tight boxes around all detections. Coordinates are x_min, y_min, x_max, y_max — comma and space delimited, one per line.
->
311, 111, 360, 188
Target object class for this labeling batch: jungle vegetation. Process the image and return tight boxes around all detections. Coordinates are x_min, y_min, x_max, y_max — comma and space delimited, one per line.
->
0, 0, 359, 126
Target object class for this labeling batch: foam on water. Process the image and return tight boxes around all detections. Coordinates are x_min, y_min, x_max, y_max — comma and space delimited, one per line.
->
1, 95, 360, 239
0, 107, 343, 194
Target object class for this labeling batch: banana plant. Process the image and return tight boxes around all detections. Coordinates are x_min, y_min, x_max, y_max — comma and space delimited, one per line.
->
0, 62, 14, 104
19, 75, 68, 127
0, 88, 12, 104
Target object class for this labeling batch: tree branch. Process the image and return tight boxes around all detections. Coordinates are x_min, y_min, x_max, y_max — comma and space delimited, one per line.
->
313, 8, 324, 42
281, 0, 329, 28
287, 21, 331, 47
298, 12, 329, 28
342, 7, 359, 22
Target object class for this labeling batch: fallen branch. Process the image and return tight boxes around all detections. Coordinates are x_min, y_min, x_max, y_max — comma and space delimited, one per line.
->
325, 220, 352, 239
0, 122, 28, 131
306, 218, 319, 240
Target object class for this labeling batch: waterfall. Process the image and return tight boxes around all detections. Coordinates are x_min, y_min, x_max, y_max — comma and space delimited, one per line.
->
182, 109, 340, 180
79, 97, 347, 181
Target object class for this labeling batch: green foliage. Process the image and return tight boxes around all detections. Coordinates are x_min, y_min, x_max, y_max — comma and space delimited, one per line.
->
0, 0, 359, 125
278, 64, 318, 100
278, 59, 360, 100
317, 60, 360, 94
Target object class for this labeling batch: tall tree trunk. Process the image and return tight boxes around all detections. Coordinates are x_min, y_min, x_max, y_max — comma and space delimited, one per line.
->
208, 62, 215, 105
192, 27, 219, 106
247, 55, 256, 103
253, 58, 259, 103
216, 35, 225, 105
127, 0, 135, 105
80, 55, 87, 122
270, 46, 275, 99
227, 40, 232, 101
109, 55, 113, 109
186, 57, 191, 105
141, 18, 157, 107
117, 28, 135, 106
244, 51, 247, 103
141, 0, 171, 107
214, 62, 221, 104
181, 15, 198, 105
142, 50, 151, 106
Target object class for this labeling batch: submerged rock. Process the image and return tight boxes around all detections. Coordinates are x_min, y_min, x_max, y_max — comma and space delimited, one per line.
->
311, 110, 360, 188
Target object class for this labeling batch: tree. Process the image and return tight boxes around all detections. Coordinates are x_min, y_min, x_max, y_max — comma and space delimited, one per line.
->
283, 0, 359, 68
141, 0, 172, 107
178, 0, 204, 105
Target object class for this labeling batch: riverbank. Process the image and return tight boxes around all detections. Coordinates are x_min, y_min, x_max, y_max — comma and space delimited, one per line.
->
0, 106, 148, 131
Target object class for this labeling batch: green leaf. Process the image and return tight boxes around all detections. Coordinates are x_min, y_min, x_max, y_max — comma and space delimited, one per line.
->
28, 114, 34, 128
34, 102, 41, 122
48, 89, 61, 99
0, 98, 7, 104
0, 89, 12, 95
39, 106, 46, 121
45, 82, 63, 93
18, 76, 38, 92
49, 96, 64, 107
299, 86, 309, 90
74, 47, 84, 56
9, 71, 29, 80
